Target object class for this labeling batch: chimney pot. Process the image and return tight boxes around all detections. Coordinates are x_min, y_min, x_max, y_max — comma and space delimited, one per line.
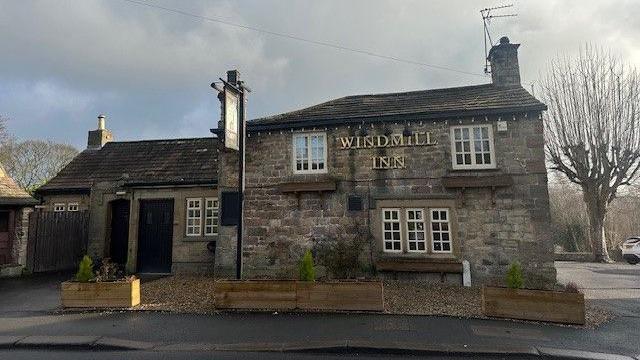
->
97, 114, 106, 130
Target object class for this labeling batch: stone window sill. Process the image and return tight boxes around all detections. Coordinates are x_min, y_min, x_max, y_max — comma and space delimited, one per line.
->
375, 257, 462, 273
181, 236, 217, 243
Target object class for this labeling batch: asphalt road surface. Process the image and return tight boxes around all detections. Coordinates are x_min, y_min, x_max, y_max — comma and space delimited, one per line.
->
555, 261, 640, 318
0, 351, 542, 360
0, 264, 638, 359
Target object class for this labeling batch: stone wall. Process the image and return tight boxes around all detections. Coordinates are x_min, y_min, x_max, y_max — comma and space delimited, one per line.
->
13, 207, 32, 268
78, 183, 218, 274
216, 112, 556, 287
40, 194, 90, 211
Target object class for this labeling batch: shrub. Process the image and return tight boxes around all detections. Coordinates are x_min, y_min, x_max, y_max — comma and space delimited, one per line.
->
565, 281, 581, 293
299, 250, 315, 282
505, 262, 524, 289
94, 258, 123, 282
75, 255, 95, 282
314, 236, 367, 279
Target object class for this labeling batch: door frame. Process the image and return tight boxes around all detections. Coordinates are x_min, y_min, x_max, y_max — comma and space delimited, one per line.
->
0, 209, 15, 265
136, 198, 174, 274
108, 199, 130, 266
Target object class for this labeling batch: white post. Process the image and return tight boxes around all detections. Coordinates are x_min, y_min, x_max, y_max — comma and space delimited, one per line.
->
462, 260, 471, 287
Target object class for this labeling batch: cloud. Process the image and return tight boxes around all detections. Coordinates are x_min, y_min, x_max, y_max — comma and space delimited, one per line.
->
1, 0, 639, 148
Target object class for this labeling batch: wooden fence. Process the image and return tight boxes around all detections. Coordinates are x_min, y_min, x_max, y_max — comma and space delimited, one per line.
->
26, 210, 89, 273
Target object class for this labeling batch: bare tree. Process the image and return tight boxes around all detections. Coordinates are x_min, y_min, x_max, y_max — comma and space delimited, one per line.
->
0, 116, 9, 145
541, 46, 640, 262
0, 139, 78, 193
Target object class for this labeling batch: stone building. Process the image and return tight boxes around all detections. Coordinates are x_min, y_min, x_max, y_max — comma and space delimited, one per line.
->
38, 117, 219, 273
215, 37, 556, 287
0, 165, 37, 277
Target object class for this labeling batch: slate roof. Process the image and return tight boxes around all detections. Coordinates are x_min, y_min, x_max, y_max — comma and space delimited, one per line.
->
0, 165, 37, 206
38, 137, 218, 193
250, 84, 546, 130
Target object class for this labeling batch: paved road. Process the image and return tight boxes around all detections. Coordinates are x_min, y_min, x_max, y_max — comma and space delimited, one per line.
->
0, 351, 541, 360
0, 266, 638, 358
556, 261, 640, 318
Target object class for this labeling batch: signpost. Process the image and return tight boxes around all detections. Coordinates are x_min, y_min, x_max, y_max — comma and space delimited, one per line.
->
212, 70, 249, 280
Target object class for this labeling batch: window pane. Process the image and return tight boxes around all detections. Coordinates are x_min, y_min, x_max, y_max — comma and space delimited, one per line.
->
382, 209, 402, 252
406, 209, 427, 252
186, 198, 202, 236
431, 209, 452, 253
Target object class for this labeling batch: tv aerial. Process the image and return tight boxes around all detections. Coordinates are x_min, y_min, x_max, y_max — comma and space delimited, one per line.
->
481, 4, 518, 74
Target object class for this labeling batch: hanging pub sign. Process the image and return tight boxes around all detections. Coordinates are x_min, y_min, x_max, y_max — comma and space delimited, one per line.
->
224, 89, 240, 151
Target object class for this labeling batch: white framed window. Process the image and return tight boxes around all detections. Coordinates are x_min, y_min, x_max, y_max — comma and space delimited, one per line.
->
406, 209, 427, 252
293, 132, 327, 174
186, 198, 202, 236
430, 208, 452, 253
67, 203, 79, 212
204, 198, 219, 236
382, 208, 402, 252
450, 125, 495, 169
53, 203, 65, 212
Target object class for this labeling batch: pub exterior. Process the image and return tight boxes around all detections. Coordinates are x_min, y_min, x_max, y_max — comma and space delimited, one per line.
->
215, 37, 556, 287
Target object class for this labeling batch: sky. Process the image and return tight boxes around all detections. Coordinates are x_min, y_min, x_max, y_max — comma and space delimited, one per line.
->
1, 0, 640, 149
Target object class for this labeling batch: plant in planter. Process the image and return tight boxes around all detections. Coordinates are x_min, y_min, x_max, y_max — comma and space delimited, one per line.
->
506, 262, 523, 289
75, 255, 95, 282
482, 261, 585, 325
61, 256, 140, 308
299, 250, 316, 282
215, 244, 384, 312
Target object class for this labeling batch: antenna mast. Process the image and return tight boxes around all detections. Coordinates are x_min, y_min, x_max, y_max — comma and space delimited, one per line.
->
481, 4, 517, 74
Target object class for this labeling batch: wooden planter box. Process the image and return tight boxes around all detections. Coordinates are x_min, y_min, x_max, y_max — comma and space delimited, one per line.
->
215, 280, 384, 312
482, 286, 585, 325
61, 279, 140, 308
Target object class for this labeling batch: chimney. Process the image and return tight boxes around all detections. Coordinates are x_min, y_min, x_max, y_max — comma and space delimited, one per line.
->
487, 36, 521, 86
87, 114, 113, 150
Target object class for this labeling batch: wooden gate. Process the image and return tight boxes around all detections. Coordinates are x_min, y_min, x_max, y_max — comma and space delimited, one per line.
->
26, 210, 89, 273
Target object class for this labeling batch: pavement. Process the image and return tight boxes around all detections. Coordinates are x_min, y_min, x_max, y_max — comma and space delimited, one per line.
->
0, 262, 638, 359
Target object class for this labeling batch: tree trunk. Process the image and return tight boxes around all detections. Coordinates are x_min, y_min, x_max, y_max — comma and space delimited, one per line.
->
584, 192, 612, 262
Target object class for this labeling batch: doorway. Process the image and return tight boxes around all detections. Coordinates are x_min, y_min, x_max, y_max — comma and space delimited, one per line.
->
137, 199, 174, 273
109, 199, 130, 265
0, 210, 13, 265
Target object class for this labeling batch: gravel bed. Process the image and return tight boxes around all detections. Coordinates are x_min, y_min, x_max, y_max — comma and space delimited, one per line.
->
140, 275, 217, 314
383, 280, 613, 329
139, 276, 612, 328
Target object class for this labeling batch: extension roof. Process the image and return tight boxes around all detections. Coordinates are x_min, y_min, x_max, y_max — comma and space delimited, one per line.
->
0, 165, 38, 206
249, 83, 546, 131
38, 137, 218, 194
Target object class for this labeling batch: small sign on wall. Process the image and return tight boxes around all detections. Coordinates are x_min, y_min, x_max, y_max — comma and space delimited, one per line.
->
497, 120, 508, 132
